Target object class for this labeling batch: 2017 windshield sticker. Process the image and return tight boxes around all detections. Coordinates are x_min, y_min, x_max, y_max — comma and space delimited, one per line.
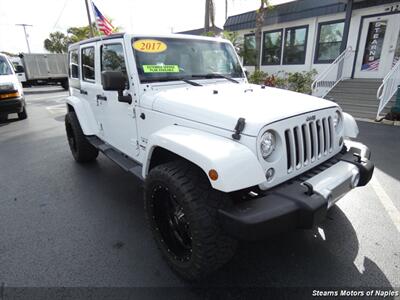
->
133, 39, 167, 53
143, 65, 179, 73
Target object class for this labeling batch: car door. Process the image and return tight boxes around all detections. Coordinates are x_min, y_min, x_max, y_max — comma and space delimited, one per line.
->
99, 40, 139, 158
80, 43, 104, 137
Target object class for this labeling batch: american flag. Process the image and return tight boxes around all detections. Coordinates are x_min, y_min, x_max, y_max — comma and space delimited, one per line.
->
92, 2, 114, 36
362, 59, 380, 71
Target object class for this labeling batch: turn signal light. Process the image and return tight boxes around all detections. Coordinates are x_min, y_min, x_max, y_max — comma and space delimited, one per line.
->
0, 91, 20, 100
208, 169, 219, 181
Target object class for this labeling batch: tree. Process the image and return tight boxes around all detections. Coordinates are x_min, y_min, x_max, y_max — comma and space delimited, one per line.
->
67, 25, 94, 44
44, 31, 69, 53
255, 0, 273, 70
222, 31, 242, 53
44, 20, 121, 53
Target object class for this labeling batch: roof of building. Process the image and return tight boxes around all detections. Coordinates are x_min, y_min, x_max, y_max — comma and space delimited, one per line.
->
177, 26, 223, 36
224, 0, 399, 31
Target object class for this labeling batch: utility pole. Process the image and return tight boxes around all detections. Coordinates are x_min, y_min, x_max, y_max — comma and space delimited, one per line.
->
84, 0, 94, 37
15, 24, 32, 53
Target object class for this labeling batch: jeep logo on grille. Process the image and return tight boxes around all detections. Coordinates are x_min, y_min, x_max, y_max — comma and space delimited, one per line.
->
306, 115, 316, 122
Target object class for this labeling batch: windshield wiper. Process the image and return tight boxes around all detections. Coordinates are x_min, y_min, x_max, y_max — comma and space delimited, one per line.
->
182, 79, 202, 86
191, 73, 240, 84
142, 77, 202, 86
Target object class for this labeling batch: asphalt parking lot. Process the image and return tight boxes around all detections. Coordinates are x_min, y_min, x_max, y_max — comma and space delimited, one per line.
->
0, 86, 399, 298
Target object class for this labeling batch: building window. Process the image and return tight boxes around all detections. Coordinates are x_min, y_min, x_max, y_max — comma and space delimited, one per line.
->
262, 30, 282, 65
243, 33, 256, 66
283, 26, 308, 65
315, 20, 345, 63
81, 47, 95, 82
69, 49, 79, 79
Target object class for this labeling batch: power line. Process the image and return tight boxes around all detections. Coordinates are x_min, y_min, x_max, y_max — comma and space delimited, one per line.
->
15, 24, 33, 53
53, 0, 69, 30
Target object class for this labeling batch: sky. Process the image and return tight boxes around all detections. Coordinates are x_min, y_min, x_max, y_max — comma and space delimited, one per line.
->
0, 0, 293, 54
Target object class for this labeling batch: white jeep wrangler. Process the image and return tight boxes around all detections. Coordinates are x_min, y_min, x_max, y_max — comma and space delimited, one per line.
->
65, 33, 374, 280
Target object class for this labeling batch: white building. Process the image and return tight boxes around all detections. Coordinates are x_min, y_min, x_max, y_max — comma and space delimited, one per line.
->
224, 0, 400, 119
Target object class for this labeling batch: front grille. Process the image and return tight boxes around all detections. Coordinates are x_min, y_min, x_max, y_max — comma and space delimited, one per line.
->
284, 117, 334, 173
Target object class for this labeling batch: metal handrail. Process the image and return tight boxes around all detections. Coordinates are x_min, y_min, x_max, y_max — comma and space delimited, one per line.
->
376, 59, 400, 118
311, 47, 354, 98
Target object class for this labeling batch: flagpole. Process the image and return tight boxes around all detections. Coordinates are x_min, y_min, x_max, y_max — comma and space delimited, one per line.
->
85, 0, 94, 37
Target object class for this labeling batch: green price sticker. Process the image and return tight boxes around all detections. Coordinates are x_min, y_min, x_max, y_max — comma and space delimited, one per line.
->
143, 65, 179, 73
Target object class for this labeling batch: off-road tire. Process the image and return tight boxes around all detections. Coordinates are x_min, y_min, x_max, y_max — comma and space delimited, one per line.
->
18, 107, 28, 120
65, 111, 98, 163
61, 80, 69, 90
145, 161, 237, 280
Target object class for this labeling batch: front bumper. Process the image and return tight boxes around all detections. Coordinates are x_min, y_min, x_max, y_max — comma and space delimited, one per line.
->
0, 97, 25, 114
218, 141, 374, 240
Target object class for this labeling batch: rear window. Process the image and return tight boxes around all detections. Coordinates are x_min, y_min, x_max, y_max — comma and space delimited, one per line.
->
69, 49, 79, 79
0, 56, 13, 76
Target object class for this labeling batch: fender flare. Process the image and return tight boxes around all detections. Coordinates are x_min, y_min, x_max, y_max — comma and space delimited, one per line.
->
343, 112, 359, 138
143, 126, 266, 193
66, 95, 98, 135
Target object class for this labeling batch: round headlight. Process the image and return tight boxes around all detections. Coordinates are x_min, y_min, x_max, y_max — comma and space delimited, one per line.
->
333, 110, 342, 132
260, 131, 276, 159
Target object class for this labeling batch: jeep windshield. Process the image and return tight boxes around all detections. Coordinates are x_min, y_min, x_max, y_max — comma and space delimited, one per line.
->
132, 37, 244, 84
0, 56, 13, 76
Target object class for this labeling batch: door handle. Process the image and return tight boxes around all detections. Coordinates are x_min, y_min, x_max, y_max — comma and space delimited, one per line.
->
96, 94, 107, 101
80, 89, 88, 95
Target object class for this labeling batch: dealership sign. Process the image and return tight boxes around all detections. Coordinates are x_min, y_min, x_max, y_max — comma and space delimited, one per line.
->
362, 21, 387, 71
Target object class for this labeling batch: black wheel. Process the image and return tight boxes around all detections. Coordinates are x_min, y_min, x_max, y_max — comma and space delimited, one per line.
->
18, 107, 28, 120
61, 80, 69, 90
145, 161, 237, 280
65, 111, 98, 163
0, 114, 7, 122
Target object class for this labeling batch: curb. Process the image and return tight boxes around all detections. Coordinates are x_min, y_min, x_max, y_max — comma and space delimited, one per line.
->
354, 118, 400, 126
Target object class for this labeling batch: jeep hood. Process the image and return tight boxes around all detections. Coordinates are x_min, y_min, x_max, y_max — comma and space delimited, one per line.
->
145, 83, 337, 136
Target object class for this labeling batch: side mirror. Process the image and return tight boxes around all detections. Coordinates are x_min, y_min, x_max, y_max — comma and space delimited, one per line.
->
102, 71, 126, 91
15, 65, 24, 73
101, 71, 132, 104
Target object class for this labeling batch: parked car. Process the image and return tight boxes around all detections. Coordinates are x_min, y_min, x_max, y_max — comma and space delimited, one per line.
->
64, 33, 374, 280
0, 53, 27, 121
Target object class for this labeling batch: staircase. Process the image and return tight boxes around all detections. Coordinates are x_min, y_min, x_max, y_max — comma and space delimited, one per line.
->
324, 79, 395, 119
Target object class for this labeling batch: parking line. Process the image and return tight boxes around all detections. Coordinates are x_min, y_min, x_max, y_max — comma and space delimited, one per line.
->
370, 175, 400, 233
27, 95, 67, 101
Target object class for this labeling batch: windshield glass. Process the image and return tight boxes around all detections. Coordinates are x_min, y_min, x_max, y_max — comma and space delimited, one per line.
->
0, 56, 13, 76
132, 37, 244, 83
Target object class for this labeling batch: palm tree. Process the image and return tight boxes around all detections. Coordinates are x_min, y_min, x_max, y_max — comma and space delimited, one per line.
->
255, 0, 272, 70
44, 31, 69, 53
204, 0, 216, 34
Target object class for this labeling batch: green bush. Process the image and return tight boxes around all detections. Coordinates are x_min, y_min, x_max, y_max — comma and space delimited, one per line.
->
248, 70, 267, 85
247, 69, 317, 95
287, 70, 317, 94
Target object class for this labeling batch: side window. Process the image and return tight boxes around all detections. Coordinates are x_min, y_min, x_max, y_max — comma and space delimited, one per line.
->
101, 43, 127, 75
69, 49, 79, 79
81, 47, 95, 82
